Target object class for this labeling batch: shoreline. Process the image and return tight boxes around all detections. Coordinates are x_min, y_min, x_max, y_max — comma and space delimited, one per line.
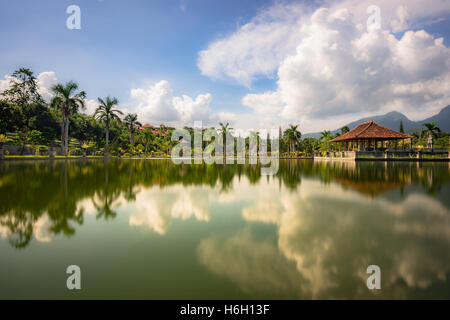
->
1, 156, 448, 162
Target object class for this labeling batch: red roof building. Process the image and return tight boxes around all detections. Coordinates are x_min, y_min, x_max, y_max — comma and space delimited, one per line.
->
330, 121, 412, 151
138, 124, 167, 136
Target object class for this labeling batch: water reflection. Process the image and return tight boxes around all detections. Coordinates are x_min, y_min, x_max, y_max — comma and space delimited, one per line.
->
198, 178, 450, 298
0, 159, 449, 298
0, 160, 448, 247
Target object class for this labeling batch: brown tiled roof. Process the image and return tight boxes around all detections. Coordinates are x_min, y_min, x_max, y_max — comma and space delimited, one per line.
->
330, 121, 412, 142
138, 124, 167, 136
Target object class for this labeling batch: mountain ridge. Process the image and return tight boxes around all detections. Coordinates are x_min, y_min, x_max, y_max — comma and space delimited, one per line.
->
303, 105, 450, 139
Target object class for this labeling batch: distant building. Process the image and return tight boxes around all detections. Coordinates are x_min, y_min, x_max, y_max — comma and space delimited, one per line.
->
139, 124, 167, 137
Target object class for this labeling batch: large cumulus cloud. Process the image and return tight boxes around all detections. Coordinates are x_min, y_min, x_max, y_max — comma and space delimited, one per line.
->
129, 80, 214, 125
199, 1, 450, 130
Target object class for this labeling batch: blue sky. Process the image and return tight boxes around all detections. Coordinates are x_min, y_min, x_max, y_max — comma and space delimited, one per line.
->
1, 0, 449, 132
0, 0, 276, 112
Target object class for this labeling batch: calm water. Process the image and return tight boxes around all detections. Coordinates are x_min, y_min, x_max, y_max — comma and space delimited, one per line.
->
1, 159, 450, 299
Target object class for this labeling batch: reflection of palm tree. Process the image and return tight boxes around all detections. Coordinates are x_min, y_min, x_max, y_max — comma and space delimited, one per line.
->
93, 191, 119, 220
125, 160, 137, 201
0, 210, 33, 249
93, 162, 120, 220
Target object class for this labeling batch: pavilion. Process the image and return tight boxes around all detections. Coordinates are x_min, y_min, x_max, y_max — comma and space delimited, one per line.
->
330, 121, 413, 151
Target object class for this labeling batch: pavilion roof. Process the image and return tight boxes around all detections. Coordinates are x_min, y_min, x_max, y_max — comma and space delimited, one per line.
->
330, 121, 412, 142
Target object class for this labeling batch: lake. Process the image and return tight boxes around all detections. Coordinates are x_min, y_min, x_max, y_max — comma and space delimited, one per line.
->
0, 159, 449, 299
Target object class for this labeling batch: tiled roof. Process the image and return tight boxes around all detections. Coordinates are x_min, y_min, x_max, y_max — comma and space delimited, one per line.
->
138, 124, 167, 136
330, 121, 412, 142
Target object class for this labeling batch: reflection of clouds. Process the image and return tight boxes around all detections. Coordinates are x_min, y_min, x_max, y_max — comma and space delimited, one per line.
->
198, 178, 450, 298
0, 213, 53, 243
33, 215, 53, 243
198, 228, 302, 297
0, 220, 11, 238
76, 197, 99, 215
127, 186, 214, 234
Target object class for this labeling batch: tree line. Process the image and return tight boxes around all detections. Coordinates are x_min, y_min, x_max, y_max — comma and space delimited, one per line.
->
1, 67, 448, 158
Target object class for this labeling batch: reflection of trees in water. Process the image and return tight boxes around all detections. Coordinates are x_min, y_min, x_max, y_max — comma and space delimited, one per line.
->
0, 159, 448, 248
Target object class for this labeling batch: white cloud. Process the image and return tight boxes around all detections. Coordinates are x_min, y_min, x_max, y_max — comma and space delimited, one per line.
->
199, 0, 450, 88
198, 2, 308, 87
198, 1, 450, 131
36, 72, 58, 102
0, 74, 14, 94
239, 7, 450, 131
128, 80, 216, 126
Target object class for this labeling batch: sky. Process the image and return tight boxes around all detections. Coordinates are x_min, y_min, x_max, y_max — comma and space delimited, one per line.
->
0, 0, 449, 133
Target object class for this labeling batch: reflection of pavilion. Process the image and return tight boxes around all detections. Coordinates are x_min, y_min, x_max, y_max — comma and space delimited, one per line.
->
334, 177, 403, 197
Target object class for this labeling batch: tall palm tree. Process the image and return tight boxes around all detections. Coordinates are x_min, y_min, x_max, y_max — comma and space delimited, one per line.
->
247, 130, 260, 155
283, 124, 301, 154
124, 113, 142, 155
320, 130, 332, 152
50, 81, 86, 156
94, 96, 122, 157
218, 122, 233, 158
422, 122, 441, 150
140, 127, 154, 157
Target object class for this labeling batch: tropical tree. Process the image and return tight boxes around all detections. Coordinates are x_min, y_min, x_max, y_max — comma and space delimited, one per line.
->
283, 124, 301, 154
140, 127, 154, 157
320, 130, 333, 152
0, 134, 8, 159
124, 113, 142, 155
248, 130, 260, 156
50, 81, 86, 156
422, 122, 441, 150
94, 96, 122, 157
218, 122, 233, 158
1, 68, 43, 130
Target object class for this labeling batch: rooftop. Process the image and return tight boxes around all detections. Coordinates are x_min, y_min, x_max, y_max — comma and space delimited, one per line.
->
330, 121, 412, 142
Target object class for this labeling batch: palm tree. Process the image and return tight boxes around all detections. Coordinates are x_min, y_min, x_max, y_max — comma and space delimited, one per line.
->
94, 96, 122, 157
124, 113, 142, 156
320, 130, 332, 152
248, 130, 260, 156
50, 81, 86, 156
141, 127, 154, 157
283, 124, 301, 154
422, 122, 441, 150
218, 122, 233, 158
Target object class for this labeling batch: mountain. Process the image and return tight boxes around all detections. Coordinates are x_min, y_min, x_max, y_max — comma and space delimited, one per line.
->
420, 106, 450, 132
303, 105, 450, 139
